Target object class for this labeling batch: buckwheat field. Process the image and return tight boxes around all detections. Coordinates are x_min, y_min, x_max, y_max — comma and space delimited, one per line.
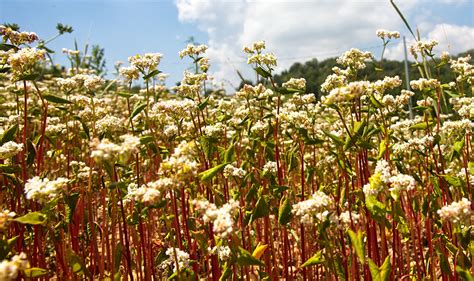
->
0, 3, 473, 281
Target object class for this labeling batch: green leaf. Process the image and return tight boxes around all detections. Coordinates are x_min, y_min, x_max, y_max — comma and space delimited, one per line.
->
13, 212, 47, 225
377, 139, 386, 160
455, 266, 474, 281
200, 136, 217, 160
65, 193, 80, 224
365, 195, 388, 224
198, 96, 210, 111
224, 144, 235, 163
43, 94, 73, 104
130, 102, 147, 119
23, 267, 48, 278
348, 229, 365, 264
236, 247, 265, 266
0, 66, 11, 73
301, 250, 324, 268
18, 73, 40, 81
278, 196, 292, 225
0, 43, 19, 51
250, 196, 269, 224
219, 262, 232, 281
117, 92, 133, 98
469, 162, 474, 175
442, 175, 462, 187
199, 163, 229, 181
323, 130, 344, 146
66, 249, 90, 277
255, 67, 271, 79
139, 135, 155, 145
409, 121, 434, 130
143, 69, 161, 80
368, 256, 391, 281
453, 139, 465, 154
0, 124, 18, 145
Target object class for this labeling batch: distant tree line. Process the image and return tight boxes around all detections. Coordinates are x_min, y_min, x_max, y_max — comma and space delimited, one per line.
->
270, 49, 473, 99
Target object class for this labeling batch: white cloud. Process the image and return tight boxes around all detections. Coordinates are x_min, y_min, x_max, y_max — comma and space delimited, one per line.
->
385, 23, 474, 60
175, 0, 473, 91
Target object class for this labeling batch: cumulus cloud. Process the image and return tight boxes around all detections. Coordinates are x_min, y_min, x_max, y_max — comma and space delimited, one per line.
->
385, 24, 474, 60
175, 0, 473, 91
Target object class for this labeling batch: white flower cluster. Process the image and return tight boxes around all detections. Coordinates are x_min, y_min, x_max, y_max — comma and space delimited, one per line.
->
128, 53, 163, 72
7, 47, 45, 78
450, 55, 473, 83
323, 81, 370, 105
247, 53, 277, 68
0, 25, 38, 45
262, 161, 278, 174
25, 176, 69, 204
126, 183, 161, 204
243, 41, 266, 54
95, 115, 125, 135
193, 199, 240, 239
223, 163, 246, 179
70, 161, 92, 180
363, 160, 416, 199
209, 245, 232, 261
159, 248, 190, 273
292, 191, 332, 225
282, 78, 306, 91
376, 29, 400, 40
337, 211, 360, 228
410, 78, 440, 91
179, 44, 208, 59
437, 198, 472, 225
409, 39, 438, 59
55, 77, 78, 91
119, 66, 140, 82
161, 141, 198, 181
388, 173, 416, 196
450, 97, 474, 118
336, 48, 372, 70
0, 253, 29, 281
90, 134, 140, 162
0, 141, 23, 159
392, 135, 433, 154
61, 48, 80, 56
321, 73, 347, 93
83, 74, 104, 91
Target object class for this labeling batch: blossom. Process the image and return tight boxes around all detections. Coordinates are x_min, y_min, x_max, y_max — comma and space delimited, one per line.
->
282, 78, 306, 91
262, 161, 278, 174
376, 29, 400, 40
292, 191, 332, 225
437, 198, 472, 224
0, 141, 23, 159
193, 199, 240, 239
25, 176, 69, 204
0, 253, 29, 281
159, 248, 190, 273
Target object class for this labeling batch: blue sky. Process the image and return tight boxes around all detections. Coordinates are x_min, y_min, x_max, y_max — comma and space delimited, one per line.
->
1, 0, 208, 85
1, 0, 473, 90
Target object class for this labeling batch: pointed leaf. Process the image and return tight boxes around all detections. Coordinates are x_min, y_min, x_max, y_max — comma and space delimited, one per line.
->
23, 267, 48, 278
252, 243, 268, 260
348, 229, 365, 264
278, 196, 292, 225
199, 163, 229, 181
43, 94, 73, 104
13, 212, 47, 225
130, 102, 147, 119
301, 250, 324, 268
237, 247, 265, 266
